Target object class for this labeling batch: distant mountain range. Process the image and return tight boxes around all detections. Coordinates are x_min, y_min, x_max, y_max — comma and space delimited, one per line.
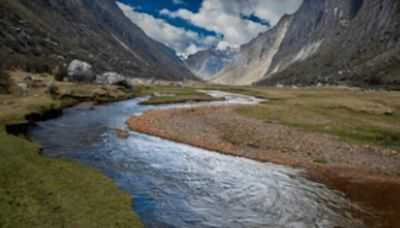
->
0, 0, 195, 81
210, 0, 400, 88
184, 47, 237, 80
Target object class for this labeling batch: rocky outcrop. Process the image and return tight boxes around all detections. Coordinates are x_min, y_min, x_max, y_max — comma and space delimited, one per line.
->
96, 72, 125, 85
213, 0, 400, 88
0, 0, 195, 81
184, 48, 237, 80
67, 60, 95, 82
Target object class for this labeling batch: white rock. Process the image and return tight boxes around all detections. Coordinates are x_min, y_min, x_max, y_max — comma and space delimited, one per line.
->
67, 59, 95, 82
96, 72, 126, 85
340, 19, 350, 27
127, 78, 144, 85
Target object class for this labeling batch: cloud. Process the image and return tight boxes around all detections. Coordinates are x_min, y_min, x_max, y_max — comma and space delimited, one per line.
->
117, 2, 218, 59
161, 0, 302, 48
216, 41, 238, 51
118, 1, 302, 57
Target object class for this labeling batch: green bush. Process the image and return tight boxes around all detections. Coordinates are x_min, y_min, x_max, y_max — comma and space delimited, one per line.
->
47, 83, 59, 96
53, 64, 68, 82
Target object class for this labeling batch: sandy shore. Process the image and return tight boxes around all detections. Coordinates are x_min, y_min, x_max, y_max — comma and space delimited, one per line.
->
128, 105, 400, 227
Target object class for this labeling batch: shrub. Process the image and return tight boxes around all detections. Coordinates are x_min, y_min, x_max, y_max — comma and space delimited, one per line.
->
367, 75, 382, 86
53, 64, 68, 82
0, 68, 11, 93
47, 83, 59, 96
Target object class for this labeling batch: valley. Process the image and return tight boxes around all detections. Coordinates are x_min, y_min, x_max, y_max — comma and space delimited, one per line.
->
1, 69, 400, 227
1, 0, 399, 227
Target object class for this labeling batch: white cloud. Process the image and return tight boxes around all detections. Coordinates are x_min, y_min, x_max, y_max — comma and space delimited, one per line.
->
118, 1, 302, 57
117, 2, 218, 59
161, 0, 302, 48
216, 41, 238, 51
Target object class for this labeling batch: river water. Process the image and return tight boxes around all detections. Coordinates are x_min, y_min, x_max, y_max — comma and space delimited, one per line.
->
30, 91, 367, 227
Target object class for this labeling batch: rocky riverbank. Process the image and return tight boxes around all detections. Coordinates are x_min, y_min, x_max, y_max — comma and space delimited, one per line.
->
128, 104, 400, 227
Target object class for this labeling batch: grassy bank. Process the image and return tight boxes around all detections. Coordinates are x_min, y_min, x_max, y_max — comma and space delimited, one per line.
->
229, 87, 400, 150
137, 85, 221, 105
0, 72, 142, 227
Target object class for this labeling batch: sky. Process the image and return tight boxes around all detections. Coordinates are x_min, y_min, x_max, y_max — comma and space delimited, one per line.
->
117, 0, 302, 59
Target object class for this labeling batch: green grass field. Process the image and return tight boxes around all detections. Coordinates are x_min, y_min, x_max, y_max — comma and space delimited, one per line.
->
136, 85, 222, 105
231, 87, 400, 149
0, 72, 142, 227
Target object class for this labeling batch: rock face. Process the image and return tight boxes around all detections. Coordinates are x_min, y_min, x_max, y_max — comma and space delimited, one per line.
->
213, 0, 400, 88
0, 0, 195, 81
184, 48, 238, 80
213, 16, 292, 85
67, 60, 95, 82
96, 72, 125, 85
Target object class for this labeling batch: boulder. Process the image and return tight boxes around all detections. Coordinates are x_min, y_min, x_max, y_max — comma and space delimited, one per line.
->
67, 59, 95, 82
96, 72, 126, 85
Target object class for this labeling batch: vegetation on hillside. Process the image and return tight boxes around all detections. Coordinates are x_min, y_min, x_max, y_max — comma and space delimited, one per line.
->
0, 69, 11, 94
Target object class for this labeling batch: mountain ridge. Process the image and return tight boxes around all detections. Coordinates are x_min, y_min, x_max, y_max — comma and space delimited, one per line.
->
184, 47, 237, 80
0, 0, 195, 81
212, 0, 400, 88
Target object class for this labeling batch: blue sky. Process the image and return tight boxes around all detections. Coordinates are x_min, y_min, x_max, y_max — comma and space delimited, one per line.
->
117, 0, 302, 58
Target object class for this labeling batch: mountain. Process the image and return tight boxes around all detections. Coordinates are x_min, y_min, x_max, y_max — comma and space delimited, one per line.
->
0, 0, 195, 80
184, 48, 237, 80
213, 0, 400, 88
212, 17, 292, 85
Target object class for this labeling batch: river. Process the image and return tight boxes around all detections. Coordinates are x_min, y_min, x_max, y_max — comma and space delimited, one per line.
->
30, 91, 367, 228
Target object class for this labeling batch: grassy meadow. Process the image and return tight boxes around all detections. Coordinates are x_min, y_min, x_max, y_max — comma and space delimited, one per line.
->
227, 87, 400, 150
0, 72, 142, 227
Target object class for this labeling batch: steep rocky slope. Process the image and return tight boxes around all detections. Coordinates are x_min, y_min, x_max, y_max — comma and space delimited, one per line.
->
212, 17, 292, 85
213, 0, 400, 88
184, 48, 237, 80
0, 0, 195, 80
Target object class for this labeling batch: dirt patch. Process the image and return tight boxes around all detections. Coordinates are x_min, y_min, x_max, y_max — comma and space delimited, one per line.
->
115, 129, 129, 139
127, 105, 400, 227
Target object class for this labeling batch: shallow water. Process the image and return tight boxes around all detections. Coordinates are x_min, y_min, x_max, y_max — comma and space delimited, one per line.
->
30, 91, 367, 227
